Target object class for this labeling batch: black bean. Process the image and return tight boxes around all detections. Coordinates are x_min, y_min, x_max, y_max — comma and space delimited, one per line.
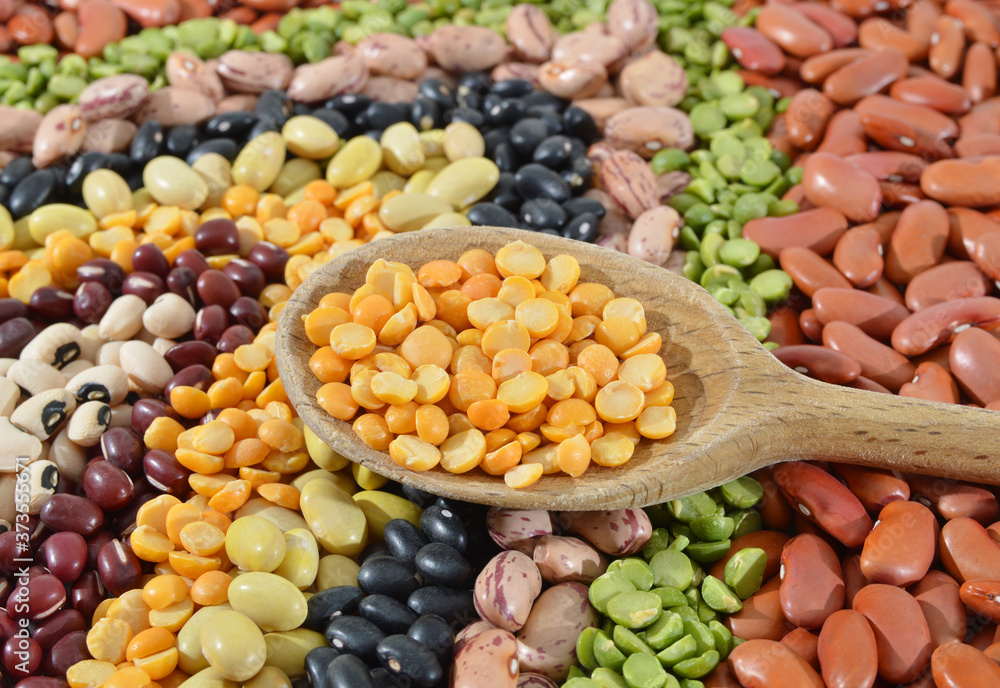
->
293, 102, 312, 117
304, 646, 339, 688
400, 485, 437, 508
62, 153, 105, 197
457, 71, 490, 102
521, 198, 567, 231
1, 156, 34, 186
509, 118, 549, 156
414, 543, 471, 589
562, 196, 606, 219
166, 267, 199, 308
0, 317, 35, 358
9, 169, 61, 219
417, 79, 454, 109
533, 135, 574, 169
29, 287, 75, 321
246, 119, 279, 140
165, 125, 201, 157
0, 299, 27, 324
529, 108, 565, 137
164, 340, 218, 373
105, 153, 133, 179
515, 163, 571, 203
326, 93, 372, 117
382, 519, 428, 567
482, 127, 509, 157
562, 212, 601, 243
326, 654, 376, 688
204, 111, 258, 139
132, 244, 171, 279
409, 96, 442, 132
492, 142, 520, 173
186, 139, 239, 165
446, 107, 486, 129
255, 90, 295, 126
420, 505, 468, 553
305, 586, 364, 632
309, 108, 352, 138
407, 615, 454, 665
376, 635, 443, 688
467, 202, 519, 228
357, 556, 421, 602
362, 129, 383, 141
130, 122, 164, 164
406, 587, 475, 627
369, 667, 407, 688
563, 105, 601, 145
561, 155, 594, 191
491, 79, 535, 99
365, 102, 408, 130
359, 595, 419, 635
324, 616, 386, 664
523, 90, 567, 111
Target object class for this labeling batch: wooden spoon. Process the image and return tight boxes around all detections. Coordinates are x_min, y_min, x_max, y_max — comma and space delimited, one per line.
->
276, 226, 1000, 510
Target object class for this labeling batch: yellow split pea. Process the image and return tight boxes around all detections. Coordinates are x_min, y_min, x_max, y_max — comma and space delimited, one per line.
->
308, 240, 678, 489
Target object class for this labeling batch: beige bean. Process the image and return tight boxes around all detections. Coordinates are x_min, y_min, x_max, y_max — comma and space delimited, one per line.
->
605, 106, 694, 158
165, 52, 225, 102
618, 50, 688, 108
216, 50, 294, 94
287, 54, 368, 103
32, 105, 85, 168
0, 106, 41, 154
506, 4, 554, 63
355, 33, 427, 80
428, 26, 508, 72
80, 119, 137, 154
132, 87, 216, 127
78, 74, 149, 121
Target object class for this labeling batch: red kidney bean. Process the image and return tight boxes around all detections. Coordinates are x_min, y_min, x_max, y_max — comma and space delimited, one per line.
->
194, 304, 230, 345
800, 49, 869, 85
801, 152, 882, 223
956, 132, 1000, 158
947, 208, 1000, 260
845, 151, 928, 183
798, 308, 823, 343
845, 375, 892, 394
905, 262, 991, 312
43, 630, 89, 679
82, 460, 134, 512
906, 0, 940, 40
772, 345, 861, 384
898, 361, 960, 403
830, 463, 910, 512
794, 3, 857, 47
948, 327, 1000, 406
779, 533, 843, 629
944, 0, 1000, 45
922, 157, 1000, 208
725, 578, 791, 642
891, 297, 1000, 357
832, 226, 883, 288
222, 259, 265, 298
721, 27, 785, 76
859, 500, 936, 587
131, 244, 170, 278
932, 640, 1000, 687
841, 553, 869, 607
753, 468, 795, 531
781, 628, 819, 671
858, 18, 928, 62
853, 584, 932, 684
813, 287, 909, 342
817, 609, 879, 688
771, 461, 873, 548
884, 200, 951, 285
824, 321, 916, 391
784, 89, 834, 151
32, 609, 85, 651
911, 570, 967, 650
779, 247, 851, 297
940, 517, 1000, 583
823, 48, 908, 106
39, 494, 103, 537
909, 473, 1000, 524
710, 530, 790, 582
765, 307, 806, 348
962, 43, 997, 104
755, 5, 833, 58
879, 180, 928, 207
972, 231, 1000, 281
856, 94, 959, 140
890, 75, 971, 115
743, 207, 847, 259
42, 532, 87, 585
727, 638, 825, 687
859, 111, 954, 160
927, 15, 967, 80
959, 580, 1000, 623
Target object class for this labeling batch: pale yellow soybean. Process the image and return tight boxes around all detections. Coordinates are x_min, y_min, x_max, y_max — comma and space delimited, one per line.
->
27, 203, 98, 244
299, 479, 369, 557
232, 132, 287, 192
425, 158, 500, 208
227, 572, 308, 632
281, 116, 340, 160
200, 610, 266, 682
381, 122, 425, 177
0, 206, 13, 251
82, 169, 133, 220
378, 193, 453, 232
143, 156, 209, 210
326, 136, 383, 188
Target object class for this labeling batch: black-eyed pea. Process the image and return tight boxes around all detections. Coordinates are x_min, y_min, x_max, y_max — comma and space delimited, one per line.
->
22, 323, 84, 370
10, 388, 76, 440
0, 417, 44, 471
7, 359, 65, 396
0, 377, 20, 417
67, 400, 112, 447
635, 405, 677, 440
389, 435, 442, 471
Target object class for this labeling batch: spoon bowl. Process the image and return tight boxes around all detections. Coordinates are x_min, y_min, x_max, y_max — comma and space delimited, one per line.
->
277, 226, 1000, 510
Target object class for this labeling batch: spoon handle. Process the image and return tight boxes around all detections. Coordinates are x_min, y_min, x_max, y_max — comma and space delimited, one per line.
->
770, 375, 1000, 486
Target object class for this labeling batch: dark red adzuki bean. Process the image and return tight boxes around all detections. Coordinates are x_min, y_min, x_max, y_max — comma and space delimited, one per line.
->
248, 241, 290, 282
82, 460, 135, 512
41, 532, 87, 584
173, 249, 210, 276
223, 259, 266, 298
121, 271, 166, 305
194, 304, 229, 345
100, 427, 145, 476
217, 324, 255, 353
96, 539, 142, 597
195, 218, 241, 256
131, 243, 170, 279
28, 287, 75, 321
164, 340, 218, 373
73, 282, 112, 323
39, 494, 103, 537
76, 259, 126, 293
143, 449, 190, 495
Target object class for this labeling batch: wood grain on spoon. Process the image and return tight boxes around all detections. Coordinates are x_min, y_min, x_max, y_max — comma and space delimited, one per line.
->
275, 226, 1000, 511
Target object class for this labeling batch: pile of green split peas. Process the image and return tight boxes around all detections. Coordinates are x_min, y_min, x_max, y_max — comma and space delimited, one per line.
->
563, 477, 767, 688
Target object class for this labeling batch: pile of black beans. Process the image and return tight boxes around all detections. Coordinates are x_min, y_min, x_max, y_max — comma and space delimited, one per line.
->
2, 76, 605, 244
302, 490, 495, 688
